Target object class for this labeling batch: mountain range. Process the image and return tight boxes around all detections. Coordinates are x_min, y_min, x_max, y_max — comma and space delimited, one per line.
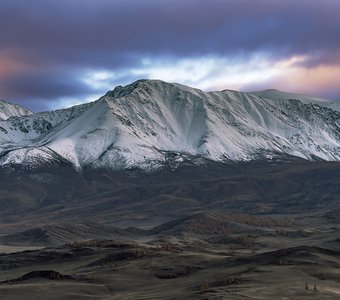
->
0, 79, 339, 170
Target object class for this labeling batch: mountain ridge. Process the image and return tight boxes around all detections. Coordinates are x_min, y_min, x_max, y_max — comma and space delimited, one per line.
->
0, 79, 339, 170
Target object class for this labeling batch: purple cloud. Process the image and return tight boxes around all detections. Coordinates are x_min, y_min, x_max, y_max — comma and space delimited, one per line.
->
0, 0, 339, 109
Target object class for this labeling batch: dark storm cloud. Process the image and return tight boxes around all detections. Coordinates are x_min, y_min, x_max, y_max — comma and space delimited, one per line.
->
0, 68, 98, 111
1, 0, 339, 60
0, 70, 95, 99
0, 0, 339, 109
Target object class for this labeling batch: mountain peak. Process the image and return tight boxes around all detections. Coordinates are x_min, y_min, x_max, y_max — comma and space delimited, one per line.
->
0, 99, 33, 120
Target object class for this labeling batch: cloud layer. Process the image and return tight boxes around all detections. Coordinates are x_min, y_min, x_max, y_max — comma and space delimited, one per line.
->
0, 0, 339, 110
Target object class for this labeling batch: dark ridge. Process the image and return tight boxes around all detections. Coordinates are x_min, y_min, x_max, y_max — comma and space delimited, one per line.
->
224, 246, 340, 268
87, 251, 143, 267
1, 270, 74, 283
0, 223, 148, 247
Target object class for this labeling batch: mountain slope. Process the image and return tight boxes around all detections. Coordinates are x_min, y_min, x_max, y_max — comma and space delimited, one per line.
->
0, 80, 339, 170
0, 100, 33, 120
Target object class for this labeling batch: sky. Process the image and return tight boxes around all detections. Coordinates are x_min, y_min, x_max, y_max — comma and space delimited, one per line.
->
0, 0, 339, 111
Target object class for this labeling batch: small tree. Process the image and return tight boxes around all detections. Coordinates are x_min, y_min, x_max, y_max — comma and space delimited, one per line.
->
199, 282, 209, 293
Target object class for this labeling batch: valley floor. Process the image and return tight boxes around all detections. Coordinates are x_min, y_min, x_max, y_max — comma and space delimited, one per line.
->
0, 160, 339, 299
0, 212, 340, 300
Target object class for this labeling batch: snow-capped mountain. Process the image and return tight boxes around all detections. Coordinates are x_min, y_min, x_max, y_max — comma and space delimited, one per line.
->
0, 80, 339, 170
0, 100, 33, 120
